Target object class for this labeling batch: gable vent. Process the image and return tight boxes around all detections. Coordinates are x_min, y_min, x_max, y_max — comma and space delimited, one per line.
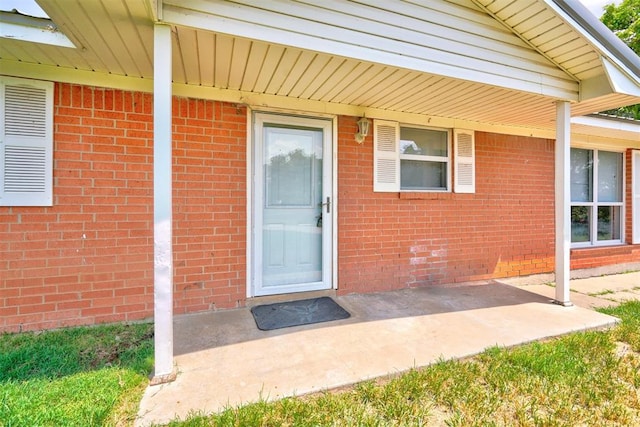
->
5, 85, 48, 137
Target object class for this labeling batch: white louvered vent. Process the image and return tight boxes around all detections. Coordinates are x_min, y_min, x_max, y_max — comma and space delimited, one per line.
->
454, 129, 475, 193
373, 120, 400, 192
5, 85, 48, 137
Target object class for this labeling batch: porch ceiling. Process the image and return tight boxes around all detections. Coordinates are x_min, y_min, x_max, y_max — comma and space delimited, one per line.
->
1, 0, 637, 131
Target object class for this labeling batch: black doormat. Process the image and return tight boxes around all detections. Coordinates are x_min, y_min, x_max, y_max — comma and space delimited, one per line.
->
250, 296, 350, 331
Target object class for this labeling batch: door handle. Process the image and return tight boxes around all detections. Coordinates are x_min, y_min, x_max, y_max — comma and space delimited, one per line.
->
321, 196, 331, 214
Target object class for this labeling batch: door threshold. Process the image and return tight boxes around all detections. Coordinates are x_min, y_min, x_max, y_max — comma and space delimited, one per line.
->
246, 289, 337, 308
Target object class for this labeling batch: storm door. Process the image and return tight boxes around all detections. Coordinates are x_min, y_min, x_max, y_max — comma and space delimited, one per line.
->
253, 113, 333, 296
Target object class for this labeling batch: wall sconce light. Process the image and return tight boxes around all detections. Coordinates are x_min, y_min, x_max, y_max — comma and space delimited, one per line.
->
355, 116, 370, 144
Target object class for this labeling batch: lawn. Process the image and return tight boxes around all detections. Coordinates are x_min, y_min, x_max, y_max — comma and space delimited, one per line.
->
0, 322, 154, 426
1, 301, 638, 426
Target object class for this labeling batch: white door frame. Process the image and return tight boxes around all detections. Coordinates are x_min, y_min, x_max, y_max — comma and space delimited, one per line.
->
247, 110, 337, 297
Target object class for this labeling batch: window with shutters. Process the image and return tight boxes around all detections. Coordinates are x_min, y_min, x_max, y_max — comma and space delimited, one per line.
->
1, 77, 54, 207
373, 120, 474, 193
570, 148, 624, 246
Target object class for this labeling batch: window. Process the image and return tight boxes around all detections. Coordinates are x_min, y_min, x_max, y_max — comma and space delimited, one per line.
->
400, 126, 449, 191
373, 120, 474, 193
0, 76, 54, 207
570, 148, 624, 246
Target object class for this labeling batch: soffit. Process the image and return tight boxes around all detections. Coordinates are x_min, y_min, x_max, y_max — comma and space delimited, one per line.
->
0, 0, 635, 131
472, 0, 603, 81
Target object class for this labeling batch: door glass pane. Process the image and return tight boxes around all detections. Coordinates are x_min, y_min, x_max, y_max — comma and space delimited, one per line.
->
400, 127, 448, 157
262, 125, 323, 287
571, 206, 590, 243
570, 148, 593, 202
265, 127, 319, 207
597, 206, 621, 241
597, 151, 623, 203
400, 160, 446, 190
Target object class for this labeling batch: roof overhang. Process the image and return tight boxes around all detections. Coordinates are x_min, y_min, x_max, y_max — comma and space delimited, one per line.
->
0, 0, 637, 135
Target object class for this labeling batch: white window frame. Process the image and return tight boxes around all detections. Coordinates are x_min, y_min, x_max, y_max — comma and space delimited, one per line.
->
373, 119, 475, 193
570, 147, 625, 248
0, 76, 54, 207
399, 125, 451, 192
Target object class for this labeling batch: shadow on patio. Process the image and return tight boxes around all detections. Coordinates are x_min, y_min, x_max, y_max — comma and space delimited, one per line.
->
136, 280, 618, 426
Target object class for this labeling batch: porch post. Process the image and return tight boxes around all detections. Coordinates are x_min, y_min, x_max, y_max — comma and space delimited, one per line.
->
554, 101, 572, 306
152, 22, 176, 382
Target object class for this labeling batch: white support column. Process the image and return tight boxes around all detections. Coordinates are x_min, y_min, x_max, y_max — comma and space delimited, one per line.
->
554, 101, 573, 307
152, 22, 176, 383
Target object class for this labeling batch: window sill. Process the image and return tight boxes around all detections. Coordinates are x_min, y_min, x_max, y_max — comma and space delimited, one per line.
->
398, 192, 473, 200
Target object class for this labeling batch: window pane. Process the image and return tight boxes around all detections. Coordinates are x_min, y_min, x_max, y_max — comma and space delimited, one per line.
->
570, 148, 593, 202
597, 206, 621, 241
401, 160, 446, 190
400, 127, 448, 157
597, 151, 623, 203
571, 206, 590, 243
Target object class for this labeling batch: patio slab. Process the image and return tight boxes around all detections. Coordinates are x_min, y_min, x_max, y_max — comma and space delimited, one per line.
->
135, 279, 621, 426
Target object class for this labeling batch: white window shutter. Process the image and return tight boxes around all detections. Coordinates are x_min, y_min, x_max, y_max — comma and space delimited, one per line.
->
633, 150, 640, 244
454, 129, 475, 193
373, 120, 399, 192
1, 78, 54, 206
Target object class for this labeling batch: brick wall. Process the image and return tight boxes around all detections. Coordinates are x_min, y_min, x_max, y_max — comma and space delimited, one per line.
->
1, 84, 246, 333
337, 119, 557, 294
2, 83, 639, 333
172, 98, 246, 314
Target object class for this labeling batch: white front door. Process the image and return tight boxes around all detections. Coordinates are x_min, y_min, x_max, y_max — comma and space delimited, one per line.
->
253, 113, 333, 296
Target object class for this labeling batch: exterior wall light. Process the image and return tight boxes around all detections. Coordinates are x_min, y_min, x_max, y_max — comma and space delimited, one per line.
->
355, 116, 370, 144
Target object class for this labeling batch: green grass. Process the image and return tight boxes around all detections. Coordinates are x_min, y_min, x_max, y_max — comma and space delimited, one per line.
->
0, 322, 154, 427
588, 288, 615, 296
2, 302, 639, 426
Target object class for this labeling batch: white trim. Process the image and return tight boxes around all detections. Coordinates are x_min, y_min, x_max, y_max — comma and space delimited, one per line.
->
331, 117, 338, 290
245, 106, 253, 299
0, 59, 153, 92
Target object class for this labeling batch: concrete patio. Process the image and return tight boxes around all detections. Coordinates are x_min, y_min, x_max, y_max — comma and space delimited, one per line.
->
136, 273, 640, 426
